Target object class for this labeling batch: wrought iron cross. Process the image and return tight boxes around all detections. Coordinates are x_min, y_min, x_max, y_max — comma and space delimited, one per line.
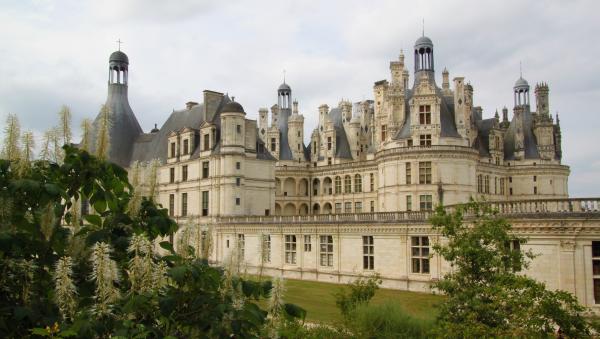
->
116, 39, 124, 51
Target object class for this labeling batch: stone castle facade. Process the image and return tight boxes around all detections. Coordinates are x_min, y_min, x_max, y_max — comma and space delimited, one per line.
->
86, 35, 600, 311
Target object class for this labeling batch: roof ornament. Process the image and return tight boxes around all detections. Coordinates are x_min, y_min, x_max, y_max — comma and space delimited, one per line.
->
116, 38, 124, 51
519, 61, 523, 78
283, 69, 286, 84
422, 18, 425, 36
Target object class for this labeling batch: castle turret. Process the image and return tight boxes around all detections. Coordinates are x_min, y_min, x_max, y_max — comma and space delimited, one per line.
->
442, 68, 450, 91
220, 100, 246, 154
288, 100, 305, 161
258, 107, 268, 141
90, 49, 143, 168
535, 82, 550, 116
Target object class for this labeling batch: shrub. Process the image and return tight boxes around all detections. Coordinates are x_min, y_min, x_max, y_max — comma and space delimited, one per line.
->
334, 274, 381, 319
349, 301, 433, 339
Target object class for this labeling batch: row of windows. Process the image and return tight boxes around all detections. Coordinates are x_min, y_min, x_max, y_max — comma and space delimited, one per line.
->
168, 161, 242, 184
333, 175, 364, 194
234, 234, 434, 273
334, 201, 363, 213
169, 191, 210, 217
477, 175, 539, 195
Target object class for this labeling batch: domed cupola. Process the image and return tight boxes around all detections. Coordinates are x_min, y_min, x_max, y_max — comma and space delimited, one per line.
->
109, 49, 129, 85
513, 76, 530, 106
278, 82, 292, 110
414, 35, 434, 74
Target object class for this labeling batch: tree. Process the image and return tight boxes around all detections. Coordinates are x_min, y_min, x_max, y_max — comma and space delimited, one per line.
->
95, 104, 111, 160
430, 201, 594, 337
79, 118, 92, 152
58, 105, 72, 146
334, 274, 381, 319
0, 146, 303, 338
1, 113, 21, 161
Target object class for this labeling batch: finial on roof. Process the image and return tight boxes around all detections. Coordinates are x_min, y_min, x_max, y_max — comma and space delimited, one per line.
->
422, 18, 425, 36
283, 69, 286, 83
519, 61, 523, 78
232, 96, 236, 102
116, 38, 123, 51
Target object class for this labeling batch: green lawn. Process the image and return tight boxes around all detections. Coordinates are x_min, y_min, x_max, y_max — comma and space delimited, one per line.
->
257, 277, 443, 324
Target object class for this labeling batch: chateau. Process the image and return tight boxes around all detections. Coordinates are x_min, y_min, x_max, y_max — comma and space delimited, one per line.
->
87, 35, 600, 310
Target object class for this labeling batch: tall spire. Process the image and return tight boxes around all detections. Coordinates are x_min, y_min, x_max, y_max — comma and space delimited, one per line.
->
422, 18, 425, 36
116, 39, 123, 51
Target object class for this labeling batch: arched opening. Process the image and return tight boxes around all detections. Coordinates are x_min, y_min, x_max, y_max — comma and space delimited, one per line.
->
298, 178, 308, 196
283, 178, 296, 197
274, 203, 282, 215
312, 178, 320, 196
283, 203, 296, 216
323, 177, 333, 195
275, 178, 282, 196
312, 203, 320, 215
335, 176, 342, 194
323, 202, 332, 214
344, 175, 352, 194
298, 203, 309, 215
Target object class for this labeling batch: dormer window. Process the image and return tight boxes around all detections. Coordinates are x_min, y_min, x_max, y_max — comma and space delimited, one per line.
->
419, 134, 432, 147
183, 139, 189, 155
203, 133, 210, 151
170, 142, 176, 158
419, 105, 431, 124
381, 125, 387, 141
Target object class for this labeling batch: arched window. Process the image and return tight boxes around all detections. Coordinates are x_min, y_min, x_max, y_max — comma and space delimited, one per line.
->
354, 174, 362, 193
335, 176, 342, 194
344, 175, 352, 194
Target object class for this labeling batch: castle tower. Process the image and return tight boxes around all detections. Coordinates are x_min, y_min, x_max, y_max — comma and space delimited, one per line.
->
288, 100, 305, 161
220, 100, 246, 153
414, 35, 435, 86
535, 82, 550, 116
258, 108, 268, 141
89, 49, 143, 168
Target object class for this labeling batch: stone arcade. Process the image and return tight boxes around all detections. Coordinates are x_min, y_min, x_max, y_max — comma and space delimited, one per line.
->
86, 35, 600, 311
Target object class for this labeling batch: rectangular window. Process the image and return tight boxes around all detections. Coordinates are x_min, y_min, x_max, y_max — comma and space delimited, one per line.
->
510, 187, 513, 195
484, 175, 490, 194
335, 177, 341, 194
328, 157, 332, 165
327, 137, 332, 150
500, 178, 505, 195
355, 202, 362, 213
344, 202, 352, 213
236, 177, 241, 186
304, 235, 312, 252
533, 175, 537, 182
203, 133, 210, 151
419, 105, 431, 125
411, 236, 430, 274
534, 186, 538, 194
285, 235, 297, 264
370, 173, 374, 191
320, 235, 334, 267
170, 167, 175, 183
406, 162, 412, 184
419, 134, 432, 147
262, 234, 271, 263
235, 197, 241, 205
355, 175, 362, 193
236, 124, 241, 134
344, 176, 352, 193
370, 200, 375, 212
477, 175, 483, 193
363, 236, 374, 270
381, 125, 387, 141
419, 195, 433, 211
419, 161, 432, 184
202, 161, 209, 178
237, 234, 245, 261
407, 195, 412, 211
202, 191, 209, 216
183, 139, 189, 155
169, 194, 175, 217
236, 162, 241, 170
335, 203, 342, 214
182, 165, 188, 181
593, 242, 600, 304
181, 193, 187, 217
271, 138, 276, 152
407, 139, 413, 147
170, 142, 176, 158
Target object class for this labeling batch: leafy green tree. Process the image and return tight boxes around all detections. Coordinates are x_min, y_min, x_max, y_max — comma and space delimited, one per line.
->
334, 274, 382, 319
430, 200, 593, 338
0, 145, 303, 338
1, 113, 21, 161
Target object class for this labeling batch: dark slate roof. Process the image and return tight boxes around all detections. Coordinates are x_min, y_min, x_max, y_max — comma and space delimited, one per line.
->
394, 87, 460, 139
474, 118, 495, 156
110, 51, 129, 64
88, 84, 143, 168
222, 101, 244, 113
327, 108, 352, 159
503, 107, 540, 160
275, 107, 295, 160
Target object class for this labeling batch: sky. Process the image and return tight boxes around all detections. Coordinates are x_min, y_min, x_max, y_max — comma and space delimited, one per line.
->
0, 0, 599, 196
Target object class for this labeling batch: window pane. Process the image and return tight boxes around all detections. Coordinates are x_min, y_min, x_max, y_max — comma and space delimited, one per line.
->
422, 259, 430, 273
412, 258, 420, 273
593, 242, 600, 257
412, 247, 420, 256
411, 237, 419, 246
595, 279, 600, 304
594, 260, 600, 275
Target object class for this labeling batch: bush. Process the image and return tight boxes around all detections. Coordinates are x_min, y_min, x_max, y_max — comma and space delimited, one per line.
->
349, 301, 433, 339
334, 274, 381, 319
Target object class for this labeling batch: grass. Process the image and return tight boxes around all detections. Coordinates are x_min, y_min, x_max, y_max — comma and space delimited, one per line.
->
256, 277, 443, 324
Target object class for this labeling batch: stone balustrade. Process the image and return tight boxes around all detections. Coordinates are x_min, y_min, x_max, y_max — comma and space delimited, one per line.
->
215, 198, 600, 224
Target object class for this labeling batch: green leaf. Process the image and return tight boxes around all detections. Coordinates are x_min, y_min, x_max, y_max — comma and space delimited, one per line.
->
93, 199, 107, 213
83, 214, 102, 227
159, 241, 174, 253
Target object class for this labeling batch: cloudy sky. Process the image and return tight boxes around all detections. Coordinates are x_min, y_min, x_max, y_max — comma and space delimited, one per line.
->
1, 0, 599, 196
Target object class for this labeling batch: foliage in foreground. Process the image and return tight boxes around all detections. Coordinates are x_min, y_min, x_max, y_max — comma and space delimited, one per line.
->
0, 146, 303, 338
430, 200, 595, 338
334, 274, 382, 319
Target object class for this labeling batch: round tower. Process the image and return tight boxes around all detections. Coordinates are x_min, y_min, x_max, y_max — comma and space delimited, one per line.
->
278, 82, 292, 110
514, 76, 530, 107
109, 51, 129, 85
220, 100, 246, 153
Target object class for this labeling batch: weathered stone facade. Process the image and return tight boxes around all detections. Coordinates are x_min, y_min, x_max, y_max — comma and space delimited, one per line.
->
87, 34, 600, 310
